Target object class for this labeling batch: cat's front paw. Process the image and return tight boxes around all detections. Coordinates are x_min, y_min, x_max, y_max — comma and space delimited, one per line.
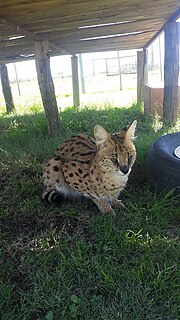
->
103, 207, 116, 217
99, 204, 116, 216
93, 199, 116, 216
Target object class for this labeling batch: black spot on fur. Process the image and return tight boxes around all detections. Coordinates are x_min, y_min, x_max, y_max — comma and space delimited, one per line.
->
78, 160, 91, 165
78, 168, 83, 174
80, 151, 95, 156
76, 141, 94, 149
72, 152, 80, 157
75, 172, 80, 177
71, 162, 76, 166
53, 165, 59, 171
69, 173, 74, 177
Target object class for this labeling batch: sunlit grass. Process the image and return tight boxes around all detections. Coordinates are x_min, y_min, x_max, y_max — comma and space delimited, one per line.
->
0, 100, 179, 320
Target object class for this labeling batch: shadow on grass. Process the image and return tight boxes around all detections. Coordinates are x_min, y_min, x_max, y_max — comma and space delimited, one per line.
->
0, 103, 180, 320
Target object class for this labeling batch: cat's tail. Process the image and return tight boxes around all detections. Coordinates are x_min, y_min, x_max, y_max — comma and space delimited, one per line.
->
42, 189, 64, 204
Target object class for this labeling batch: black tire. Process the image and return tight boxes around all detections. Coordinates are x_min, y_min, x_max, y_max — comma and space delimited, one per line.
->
146, 132, 180, 195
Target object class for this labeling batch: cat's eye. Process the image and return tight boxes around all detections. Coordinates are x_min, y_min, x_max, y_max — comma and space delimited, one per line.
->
111, 157, 118, 165
128, 155, 133, 163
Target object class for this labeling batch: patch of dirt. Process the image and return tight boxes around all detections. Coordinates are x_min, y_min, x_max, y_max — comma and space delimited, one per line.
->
19, 167, 39, 178
1, 213, 81, 238
53, 215, 80, 236
167, 216, 180, 237
0, 173, 6, 190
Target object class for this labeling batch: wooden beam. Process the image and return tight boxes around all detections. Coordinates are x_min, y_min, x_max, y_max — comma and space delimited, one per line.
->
163, 22, 180, 123
71, 55, 80, 107
79, 54, 85, 94
137, 49, 148, 104
0, 17, 73, 55
0, 64, 15, 113
34, 40, 62, 135
144, 8, 180, 49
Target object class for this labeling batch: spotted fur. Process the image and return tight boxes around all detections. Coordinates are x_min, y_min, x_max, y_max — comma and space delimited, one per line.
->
42, 120, 137, 215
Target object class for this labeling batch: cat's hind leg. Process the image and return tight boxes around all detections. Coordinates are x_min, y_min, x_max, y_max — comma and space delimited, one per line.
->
42, 158, 64, 204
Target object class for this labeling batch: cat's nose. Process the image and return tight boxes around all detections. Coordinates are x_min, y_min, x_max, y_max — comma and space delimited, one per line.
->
120, 165, 129, 174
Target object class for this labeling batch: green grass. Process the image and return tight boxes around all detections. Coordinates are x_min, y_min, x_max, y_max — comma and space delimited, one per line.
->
0, 102, 179, 320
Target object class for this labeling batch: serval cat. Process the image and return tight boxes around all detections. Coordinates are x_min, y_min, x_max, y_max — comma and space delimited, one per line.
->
42, 120, 137, 215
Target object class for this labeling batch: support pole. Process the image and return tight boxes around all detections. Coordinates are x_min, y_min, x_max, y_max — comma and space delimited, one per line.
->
14, 63, 21, 96
79, 54, 85, 94
117, 51, 122, 90
34, 41, 62, 135
137, 49, 148, 103
0, 64, 15, 113
71, 55, 80, 107
158, 36, 163, 83
163, 22, 179, 123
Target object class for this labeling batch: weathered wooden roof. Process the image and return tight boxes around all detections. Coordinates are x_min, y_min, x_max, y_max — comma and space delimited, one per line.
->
0, 0, 179, 63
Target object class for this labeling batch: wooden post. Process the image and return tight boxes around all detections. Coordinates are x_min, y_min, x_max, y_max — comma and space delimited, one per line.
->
137, 49, 148, 103
158, 36, 163, 83
0, 64, 15, 113
71, 55, 80, 107
117, 51, 122, 90
34, 40, 62, 135
14, 63, 21, 96
79, 54, 85, 94
163, 22, 179, 123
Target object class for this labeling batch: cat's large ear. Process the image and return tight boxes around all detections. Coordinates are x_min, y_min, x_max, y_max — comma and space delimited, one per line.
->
125, 120, 137, 141
94, 125, 111, 148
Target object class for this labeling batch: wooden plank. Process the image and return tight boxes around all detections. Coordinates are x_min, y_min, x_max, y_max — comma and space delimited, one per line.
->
144, 8, 180, 48
54, 30, 156, 52
0, 17, 73, 54
34, 40, 62, 135
41, 19, 161, 42
79, 54, 85, 94
0, 64, 15, 113
0, 29, 156, 55
0, 31, 155, 63
163, 22, 180, 123
137, 49, 148, 104
1, 0, 179, 26
22, 15, 165, 34
71, 55, 80, 107
0, 0, 179, 63
0, 38, 33, 48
